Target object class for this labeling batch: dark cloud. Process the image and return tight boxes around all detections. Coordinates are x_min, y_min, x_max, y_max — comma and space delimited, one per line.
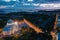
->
0, 0, 60, 13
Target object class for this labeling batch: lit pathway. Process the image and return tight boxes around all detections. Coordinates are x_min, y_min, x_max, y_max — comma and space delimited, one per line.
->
24, 19, 43, 33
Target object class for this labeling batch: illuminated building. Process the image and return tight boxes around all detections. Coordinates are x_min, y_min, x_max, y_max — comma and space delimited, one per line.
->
3, 19, 14, 35
2, 19, 20, 35
11, 25, 18, 34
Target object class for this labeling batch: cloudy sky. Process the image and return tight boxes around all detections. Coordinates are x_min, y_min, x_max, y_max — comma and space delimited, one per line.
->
0, 0, 60, 13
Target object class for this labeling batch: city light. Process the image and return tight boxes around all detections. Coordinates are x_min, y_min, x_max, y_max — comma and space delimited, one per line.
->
14, 21, 18, 25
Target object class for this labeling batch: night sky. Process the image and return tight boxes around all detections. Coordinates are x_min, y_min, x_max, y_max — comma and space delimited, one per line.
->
0, 0, 60, 13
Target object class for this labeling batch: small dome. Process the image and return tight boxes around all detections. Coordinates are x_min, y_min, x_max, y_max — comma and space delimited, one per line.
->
7, 19, 14, 24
